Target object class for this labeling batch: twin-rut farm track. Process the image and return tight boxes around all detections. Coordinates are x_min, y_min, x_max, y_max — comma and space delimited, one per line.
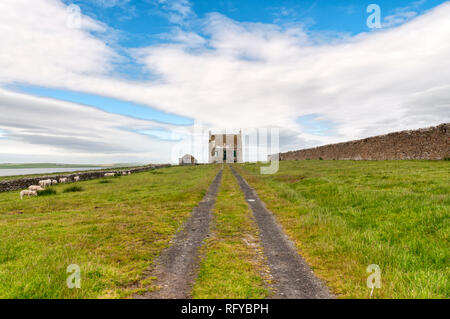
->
137, 166, 334, 299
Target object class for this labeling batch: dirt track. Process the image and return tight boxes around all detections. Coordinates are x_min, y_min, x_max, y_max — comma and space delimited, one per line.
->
231, 166, 334, 299
138, 169, 223, 299
137, 165, 333, 299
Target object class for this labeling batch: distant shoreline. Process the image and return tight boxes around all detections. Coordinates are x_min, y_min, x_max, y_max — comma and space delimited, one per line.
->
0, 163, 131, 169
0, 167, 105, 178
0, 164, 151, 181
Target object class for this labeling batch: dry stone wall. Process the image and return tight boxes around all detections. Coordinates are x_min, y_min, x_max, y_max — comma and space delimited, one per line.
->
279, 123, 449, 161
0, 164, 171, 193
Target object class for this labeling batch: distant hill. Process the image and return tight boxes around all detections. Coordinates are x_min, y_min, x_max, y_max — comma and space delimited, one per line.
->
0, 163, 143, 169
0, 163, 100, 169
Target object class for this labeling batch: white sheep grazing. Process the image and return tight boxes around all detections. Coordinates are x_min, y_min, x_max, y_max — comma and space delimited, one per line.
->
39, 179, 52, 188
20, 190, 37, 200
59, 177, 67, 183
28, 185, 44, 191
74, 176, 80, 182
121, 171, 127, 175
51, 179, 58, 185
127, 171, 131, 175
104, 173, 115, 177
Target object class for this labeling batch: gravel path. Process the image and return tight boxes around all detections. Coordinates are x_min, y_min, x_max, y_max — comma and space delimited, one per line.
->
231, 166, 334, 299
138, 169, 223, 299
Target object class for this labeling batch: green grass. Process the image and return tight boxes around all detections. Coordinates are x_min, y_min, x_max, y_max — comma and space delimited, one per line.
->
0, 165, 220, 298
192, 165, 270, 299
63, 186, 84, 193
37, 188, 57, 196
235, 160, 449, 299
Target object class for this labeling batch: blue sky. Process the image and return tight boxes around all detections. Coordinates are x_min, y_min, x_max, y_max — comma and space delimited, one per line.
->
57, 0, 446, 58
66, 0, 445, 41
1, 0, 449, 163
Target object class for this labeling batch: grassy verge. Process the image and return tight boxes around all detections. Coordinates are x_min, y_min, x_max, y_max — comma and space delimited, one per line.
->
0, 165, 219, 298
235, 160, 449, 299
191, 165, 271, 299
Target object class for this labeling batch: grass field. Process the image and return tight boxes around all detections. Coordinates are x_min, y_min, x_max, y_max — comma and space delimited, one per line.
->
192, 165, 270, 299
235, 160, 449, 298
0, 160, 447, 299
0, 165, 219, 298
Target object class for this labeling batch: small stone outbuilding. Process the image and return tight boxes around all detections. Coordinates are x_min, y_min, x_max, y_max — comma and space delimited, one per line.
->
179, 154, 198, 166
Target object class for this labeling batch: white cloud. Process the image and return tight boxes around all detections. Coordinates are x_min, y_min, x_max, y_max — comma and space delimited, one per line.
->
128, 6, 450, 139
0, 0, 117, 84
156, 0, 195, 25
383, 11, 418, 28
382, 0, 426, 28
0, 88, 179, 163
0, 0, 449, 162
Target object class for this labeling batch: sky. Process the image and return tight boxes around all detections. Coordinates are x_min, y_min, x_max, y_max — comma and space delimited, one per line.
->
0, 0, 449, 164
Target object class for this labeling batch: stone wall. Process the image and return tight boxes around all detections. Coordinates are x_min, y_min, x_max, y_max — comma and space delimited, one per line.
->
279, 123, 449, 161
0, 164, 171, 193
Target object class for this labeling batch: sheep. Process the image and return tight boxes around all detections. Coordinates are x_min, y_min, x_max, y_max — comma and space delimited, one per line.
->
39, 179, 52, 188
74, 176, 80, 182
51, 179, 58, 185
127, 171, 131, 175
20, 190, 37, 200
59, 177, 68, 183
28, 185, 44, 191
121, 171, 127, 176
104, 173, 115, 177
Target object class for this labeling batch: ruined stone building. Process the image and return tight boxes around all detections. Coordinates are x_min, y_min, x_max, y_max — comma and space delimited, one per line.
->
209, 131, 243, 163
